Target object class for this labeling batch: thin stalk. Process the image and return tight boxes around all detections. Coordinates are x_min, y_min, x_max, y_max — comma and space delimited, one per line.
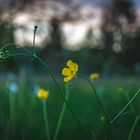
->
6, 82, 16, 135
0, 43, 32, 54
127, 115, 140, 140
78, 73, 110, 123
9, 53, 90, 138
19, 67, 26, 107
33, 26, 38, 55
53, 84, 70, 140
1, 28, 90, 138
19, 99, 45, 138
124, 92, 135, 114
6, 54, 91, 138
78, 73, 112, 139
7, 53, 33, 58
8, 26, 91, 138
8, 91, 16, 128
34, 55, 91, 139
7, 80, 45, 139
110, 89, 140, 124
42, 100, 51, 140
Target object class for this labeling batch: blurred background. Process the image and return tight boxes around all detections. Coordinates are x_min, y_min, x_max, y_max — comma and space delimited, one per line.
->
0, 0, 140, 75
0, 0, 140, 140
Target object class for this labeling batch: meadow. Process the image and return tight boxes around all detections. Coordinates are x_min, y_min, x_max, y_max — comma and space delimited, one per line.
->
0, 26, 139, 140
0, 71, 139, 140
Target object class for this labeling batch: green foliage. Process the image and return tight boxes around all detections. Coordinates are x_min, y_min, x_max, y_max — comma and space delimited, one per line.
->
0, 26, 139, 140
0, 76, 139, 140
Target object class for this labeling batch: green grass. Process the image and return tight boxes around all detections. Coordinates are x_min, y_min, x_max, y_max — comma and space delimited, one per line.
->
0, 74, 139, 140
0, 25, 139, 140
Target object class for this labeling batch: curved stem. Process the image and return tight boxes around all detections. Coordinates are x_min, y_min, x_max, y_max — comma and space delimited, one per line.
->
8, 90, 16, 131
34, 55, 91, 138
6, 53, 91, 139
43, 100, 51, 140
123, 92, 135, 114
78, 73, 110, 122
20, 99, 45, 138
0, 43, 32, 54
110, 89, 140, 124
33, 26, 38, 55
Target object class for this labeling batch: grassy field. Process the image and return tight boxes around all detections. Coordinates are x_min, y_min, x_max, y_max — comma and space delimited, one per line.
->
0, 72, 139, 140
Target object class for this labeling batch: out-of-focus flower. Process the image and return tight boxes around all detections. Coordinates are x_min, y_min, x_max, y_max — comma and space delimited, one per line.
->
7, 82, 18, 94
100, 116, 106, 123
118, 88, 123, 93
62, 60, 78, 83
37, 89, 49, 100
90, 73, 100, 81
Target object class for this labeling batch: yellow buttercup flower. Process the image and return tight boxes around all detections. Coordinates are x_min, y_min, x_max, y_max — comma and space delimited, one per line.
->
90, 73, 100, 81
37, 89, 49, 100
62, 60, 78, 83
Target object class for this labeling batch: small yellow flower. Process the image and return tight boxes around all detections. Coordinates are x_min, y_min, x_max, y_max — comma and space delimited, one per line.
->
90, 73, 100, 81
100, 116, 107, 123
62, 60, 78, 83
37, 89, 49, 100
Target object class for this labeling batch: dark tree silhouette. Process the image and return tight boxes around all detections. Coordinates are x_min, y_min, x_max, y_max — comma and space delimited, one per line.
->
101, 0, 136, 53
100, 0, 138, 73
43, 17, 63, 55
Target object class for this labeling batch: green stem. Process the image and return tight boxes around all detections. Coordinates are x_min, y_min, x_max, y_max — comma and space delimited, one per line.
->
7, 80, 45, 138
78, 73, 112, 139
19, 99, 45, 138
78, 73, 110, 123
127, 115, 140, 140
9, 91, 16, 128
33, 26, 38, 55
43, 100, 51, 140
34, 55, 91, 139
110, 89, 140, 124
6, 53, 91, 139
53, 84, 70, 140
124, 92, 135, 114
6, 53, 33, 58
0, 43, 32, 54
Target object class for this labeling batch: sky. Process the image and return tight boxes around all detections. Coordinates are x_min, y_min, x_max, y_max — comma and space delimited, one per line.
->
74, 0, 140, 10
13, 0, 140, 49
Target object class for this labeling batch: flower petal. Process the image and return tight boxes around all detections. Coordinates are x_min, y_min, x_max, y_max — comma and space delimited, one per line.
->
37, 89, 49, 100
67, 60, 75, 70
74, 63, 78, 72
64, 75, 73, 83
62, 68, 71, 76
90, 73, 100, 81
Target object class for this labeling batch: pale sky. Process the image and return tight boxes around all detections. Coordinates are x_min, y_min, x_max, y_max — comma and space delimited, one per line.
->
13, 0, 140, 49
